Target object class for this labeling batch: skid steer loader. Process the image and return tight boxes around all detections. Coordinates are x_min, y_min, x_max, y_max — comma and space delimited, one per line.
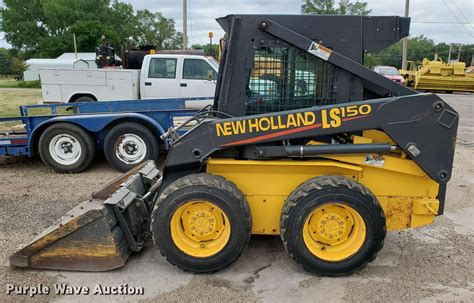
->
10, 15, 459, 276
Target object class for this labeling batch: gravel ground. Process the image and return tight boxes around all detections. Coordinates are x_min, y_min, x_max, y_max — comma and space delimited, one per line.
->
0, 94, 473, 302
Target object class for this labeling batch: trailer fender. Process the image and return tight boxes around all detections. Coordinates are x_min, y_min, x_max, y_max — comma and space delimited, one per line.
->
29, 113, 167, 156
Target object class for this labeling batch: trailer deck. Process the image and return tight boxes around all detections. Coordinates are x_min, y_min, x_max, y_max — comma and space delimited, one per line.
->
0, 98, 207, 158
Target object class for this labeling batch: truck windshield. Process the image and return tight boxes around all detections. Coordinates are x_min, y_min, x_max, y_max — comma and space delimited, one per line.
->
208, 58, 220, 71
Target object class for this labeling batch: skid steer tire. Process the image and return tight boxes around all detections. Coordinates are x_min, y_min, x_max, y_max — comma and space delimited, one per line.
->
280, 175, 386, 276
38, 123, 95, 173
151, 173, 251, 273
104, 122, 159, 172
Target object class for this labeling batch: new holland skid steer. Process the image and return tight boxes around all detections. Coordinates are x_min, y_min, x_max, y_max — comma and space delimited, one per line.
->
10, 15, 459, 276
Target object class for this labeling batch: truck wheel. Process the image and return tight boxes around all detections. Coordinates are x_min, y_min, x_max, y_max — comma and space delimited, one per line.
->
280, 176, 386, 276
151, 174, 251, 273
38, 123, 95, 173
104, 122, 159, 172
74, 95, 96, 103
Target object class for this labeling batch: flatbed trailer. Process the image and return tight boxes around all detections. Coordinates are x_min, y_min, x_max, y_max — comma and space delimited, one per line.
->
0, 98, 206, 172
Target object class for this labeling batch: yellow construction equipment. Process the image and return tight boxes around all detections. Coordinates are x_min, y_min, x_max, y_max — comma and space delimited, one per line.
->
400, 58, 474, 92
10, 15, 459, 276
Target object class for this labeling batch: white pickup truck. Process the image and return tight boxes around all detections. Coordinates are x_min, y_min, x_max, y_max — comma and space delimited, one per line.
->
40, 54, 219, 107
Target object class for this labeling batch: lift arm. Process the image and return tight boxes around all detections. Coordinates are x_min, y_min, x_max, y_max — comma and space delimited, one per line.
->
163, 93, 458, 184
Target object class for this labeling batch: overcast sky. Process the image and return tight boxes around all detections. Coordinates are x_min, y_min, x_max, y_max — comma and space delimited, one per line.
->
1, 0, 473, 49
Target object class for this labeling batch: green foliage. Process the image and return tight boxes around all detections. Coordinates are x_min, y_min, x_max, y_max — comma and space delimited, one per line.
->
10, 57, 27, 75
302, 0, 371, 15
0, 48, 11, 75
71, 21, 120, 51
132, 10, 183, 49
364, 35, 474, 68
17, 80, 41, 88
338, 0, 371, 15
0, 79, 41, 88
191, 43, 219, 58
0, 0, 183, 58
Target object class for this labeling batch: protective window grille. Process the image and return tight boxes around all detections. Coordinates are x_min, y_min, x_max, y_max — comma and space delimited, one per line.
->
245, 46, 339, 115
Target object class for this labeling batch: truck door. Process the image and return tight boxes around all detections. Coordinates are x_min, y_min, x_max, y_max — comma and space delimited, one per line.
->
180, 58, 217, 98
141, 57, 180, 99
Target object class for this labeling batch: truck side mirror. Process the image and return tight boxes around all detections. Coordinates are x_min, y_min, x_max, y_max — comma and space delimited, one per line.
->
207, 70, 214, 81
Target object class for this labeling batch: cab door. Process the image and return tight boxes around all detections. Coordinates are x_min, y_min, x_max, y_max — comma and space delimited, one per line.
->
179, 58, 217, 98
141, 57, 180, 99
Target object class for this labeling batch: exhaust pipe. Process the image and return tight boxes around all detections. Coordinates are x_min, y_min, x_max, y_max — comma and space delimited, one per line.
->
9, 161, 161, 271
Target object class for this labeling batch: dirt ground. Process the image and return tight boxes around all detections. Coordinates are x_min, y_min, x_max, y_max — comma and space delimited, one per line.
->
0, 94, 473, 302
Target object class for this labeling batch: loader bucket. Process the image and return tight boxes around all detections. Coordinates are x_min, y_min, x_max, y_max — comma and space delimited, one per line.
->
9, 161, 161, 271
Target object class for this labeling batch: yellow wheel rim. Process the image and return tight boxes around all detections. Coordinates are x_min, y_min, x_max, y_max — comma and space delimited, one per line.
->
170, 201, 231, 258
303, 203, 366, 262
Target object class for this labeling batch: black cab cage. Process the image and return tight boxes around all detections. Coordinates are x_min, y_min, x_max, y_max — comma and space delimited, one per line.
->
214, 14, 414, 117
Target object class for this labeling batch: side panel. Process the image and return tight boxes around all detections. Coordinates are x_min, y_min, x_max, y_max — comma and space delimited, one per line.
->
40, 69, 107, 86
207, 159, 360, 235
206, 157, 439, 235
41, 84, 62, 103
105, 70, 138, 100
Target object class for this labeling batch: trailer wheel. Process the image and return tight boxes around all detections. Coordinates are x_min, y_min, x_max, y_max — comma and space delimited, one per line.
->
38, 123, 95, 173
104, 122, 159, 172
280, 176, 386, 276
151, 173, 251, 273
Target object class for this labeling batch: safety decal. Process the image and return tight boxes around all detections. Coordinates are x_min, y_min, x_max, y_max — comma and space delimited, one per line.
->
308, 42, 332, 61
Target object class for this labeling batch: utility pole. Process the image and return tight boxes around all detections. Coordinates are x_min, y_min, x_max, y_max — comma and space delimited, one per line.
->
401, 0, 409, 70
448, 44, 452, 62
73, 33, 78, 59
209, 32, 213, 58
183, 0, 188, 50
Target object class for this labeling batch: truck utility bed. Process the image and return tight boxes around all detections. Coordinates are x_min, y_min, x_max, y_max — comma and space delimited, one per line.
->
41, 68, 141, 102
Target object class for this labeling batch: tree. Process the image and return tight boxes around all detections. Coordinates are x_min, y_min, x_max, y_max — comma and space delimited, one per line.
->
132, 10, 183, 50
0, 48, 11, 75
1, 0, 47, 56
10, 57, 27, 75
191, 43, 219, 58
302, 0, 371, 16
0, 0, 183, 58
108, 1, 140, 48
70, 21, 120, 52
363, 35, 474, 68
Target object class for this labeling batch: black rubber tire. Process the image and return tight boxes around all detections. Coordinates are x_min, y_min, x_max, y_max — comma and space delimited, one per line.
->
38, 123, 95, 173
280, 175, 386, 276
103, 122, 159, 172
73, 95, 96, 103
151, 173, 252, 273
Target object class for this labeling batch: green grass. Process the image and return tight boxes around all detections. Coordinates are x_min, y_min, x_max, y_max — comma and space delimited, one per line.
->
0, 87, 80, 132
0, 87, 76, 128
0, 87, 43, 117
18, 80, 41, 88
0, 87, 45, 129
0, 76, 15, 82
0, 79, 41, 89
0, 77, 19, 88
